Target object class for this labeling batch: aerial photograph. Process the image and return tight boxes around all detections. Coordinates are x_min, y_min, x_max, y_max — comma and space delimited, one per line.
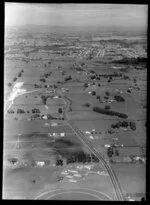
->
3, 3, 147, 201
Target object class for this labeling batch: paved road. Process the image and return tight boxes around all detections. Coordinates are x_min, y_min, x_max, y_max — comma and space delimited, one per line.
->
35, 188, 113, 200
60, 91, 124, 201
67, 121, 124, 201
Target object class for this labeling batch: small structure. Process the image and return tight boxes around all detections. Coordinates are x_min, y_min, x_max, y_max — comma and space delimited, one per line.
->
65, 175, 74, 178
51, 122, 58, 126
69, 179, 77, 183
60, 133, 65, 137
104, 144, 111, 148
84, 165, 93, 170
74, 174, 82, 177
44, 123, 50, 127
84, 131, 91, 134
42, 115, 48, 120
53, 96, 58, 99
36, 161, 45, 167
89, 135, 94, 139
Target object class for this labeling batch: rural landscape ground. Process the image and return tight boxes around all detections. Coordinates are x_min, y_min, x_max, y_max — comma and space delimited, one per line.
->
3, 22, 147, 201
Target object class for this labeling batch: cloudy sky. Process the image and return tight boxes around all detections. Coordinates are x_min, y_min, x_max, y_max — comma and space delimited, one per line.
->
5, 3, 148, 28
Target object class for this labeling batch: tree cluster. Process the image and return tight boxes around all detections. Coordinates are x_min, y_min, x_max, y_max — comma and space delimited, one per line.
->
17, 108, 25, 114
32, 108, 40, 114
112, 57, 147, 65
66, 151, 99, 164
111, 121, 136, 130
7, 109, 15, 114
93, 106, 128, 119
114, 95, 125, 102
65, 75, 72, 82
40, 78, 46, 83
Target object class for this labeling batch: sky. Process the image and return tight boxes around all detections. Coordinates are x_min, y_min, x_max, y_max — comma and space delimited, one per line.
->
5, 3, 148, 29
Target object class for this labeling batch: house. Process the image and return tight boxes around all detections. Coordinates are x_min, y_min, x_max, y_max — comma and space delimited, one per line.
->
84, 165, 93, 170
60, 133, 65, 137
54, 96, 58, 99
36, 161, 45, 167
84, 131, 91, 134
51, 123, 58, 126
69, 179, 77, 183
42, 115, 48, 120
52, 133, 59, 137
68, 170, 78, 173
104, 144, 111, 148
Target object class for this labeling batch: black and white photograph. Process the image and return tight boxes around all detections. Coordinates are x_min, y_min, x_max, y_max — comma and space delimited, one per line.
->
3, 3, 147, 201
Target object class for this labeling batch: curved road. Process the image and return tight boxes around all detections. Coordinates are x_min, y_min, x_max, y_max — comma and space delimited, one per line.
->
35, 188, 113, 200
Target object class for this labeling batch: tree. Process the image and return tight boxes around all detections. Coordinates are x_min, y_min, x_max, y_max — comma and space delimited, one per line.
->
107, 147, 114, 158
8, 83, 12, 87
40, 78, 46, 83
65, 75, 72, 82
32, 108, 40, 114
83, 83, 88, 88
7, 109, 15, 114
58, 108, 63, 114
91, 91, 96, 96
91, 75, 96, 80
130, 122, 136, 131
105, 105, 110, 110
56, 159, 63, 166
105, 91, 110, 96
115, 149, 119, 156
41, 95, 49, 105
141, 197, 145, 201
18, 72, 22, 77
13, 77, 17, 82
96, 95, 100, 100
83, 103, 90, 107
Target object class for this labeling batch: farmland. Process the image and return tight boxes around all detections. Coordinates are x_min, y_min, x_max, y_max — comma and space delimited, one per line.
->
3, 22, 147, 201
